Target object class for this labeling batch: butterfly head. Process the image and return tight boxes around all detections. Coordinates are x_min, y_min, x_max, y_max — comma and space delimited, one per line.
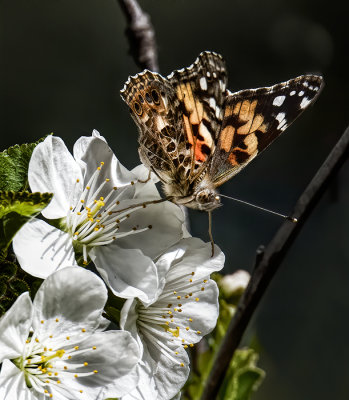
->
185, 188, 221, 211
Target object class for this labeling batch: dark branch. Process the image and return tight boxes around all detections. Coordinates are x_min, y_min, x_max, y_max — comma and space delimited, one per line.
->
118, 0, 159, 72
201, 125, 349, 399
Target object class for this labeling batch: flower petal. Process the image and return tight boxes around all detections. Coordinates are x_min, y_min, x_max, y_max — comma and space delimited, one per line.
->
161, 238, 224, 282
32, 267, 107, 335
0, 360, 36, 400
92, 244, 159, 304
28, 135, 83, 218
73, 133, 136, 190
115, 200, 185, 260
0, 293, 32, 362
64, 331, 140, 390
12, 218, 76, 279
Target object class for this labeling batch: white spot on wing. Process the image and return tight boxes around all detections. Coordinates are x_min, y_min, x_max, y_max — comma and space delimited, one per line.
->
290, 91, 296, 96
273, 95, 286, 106
298, 90, 305, 96
276, 112, 286, 129
209, 97, 216, 110
300, 97, 311, 109
276, 112, 285, 122
303, 81, 309, 87
200, 77, 208, 91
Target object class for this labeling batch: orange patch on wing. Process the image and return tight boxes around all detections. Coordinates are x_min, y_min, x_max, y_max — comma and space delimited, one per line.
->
220, 125, 235, 152
228, 153, 239, 166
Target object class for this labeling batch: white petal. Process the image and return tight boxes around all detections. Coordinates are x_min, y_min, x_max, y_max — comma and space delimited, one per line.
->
28, 136, 83, 219
116, 200, 185, 260
175, 280, 219, 344
120, 363, 157, 400
32, 267, 107, 335
12, 219, 76, 279
163, 238, 224, 282
92, 244, 159, 304
144, 345, 189, 400
120, 299, 145, 356
64, 331, 140, 390
98, 363, 140, 399
0, 293, 32, 362
0, 360, 35, 400
73, 134, 136, 189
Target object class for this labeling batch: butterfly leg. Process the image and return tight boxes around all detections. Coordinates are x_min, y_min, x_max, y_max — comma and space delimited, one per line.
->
208, 210, 215, 257
137, 169, 152, 183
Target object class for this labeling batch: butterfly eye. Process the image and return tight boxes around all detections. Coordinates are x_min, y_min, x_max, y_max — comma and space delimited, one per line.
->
151, 89, 160, 105
133, 101, 143, 116
145, 92, 152, 103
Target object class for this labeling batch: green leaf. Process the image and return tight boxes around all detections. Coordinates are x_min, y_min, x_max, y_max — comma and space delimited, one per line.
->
0, 137, 47, 192
218, 348, 265, 400
0, 191, 53, 253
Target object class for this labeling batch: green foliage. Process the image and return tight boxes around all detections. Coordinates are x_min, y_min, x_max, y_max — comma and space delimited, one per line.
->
0, 191, 53, 254
0, 137, 46, 192
217, 348, 265, 400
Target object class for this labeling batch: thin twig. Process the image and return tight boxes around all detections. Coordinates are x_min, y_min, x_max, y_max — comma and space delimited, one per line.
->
201, 125, 349, 399
118, 0, 159, 72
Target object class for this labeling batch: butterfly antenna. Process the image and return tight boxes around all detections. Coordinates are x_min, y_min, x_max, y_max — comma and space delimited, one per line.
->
218, 194, 298, 223
208, 211, 215, 257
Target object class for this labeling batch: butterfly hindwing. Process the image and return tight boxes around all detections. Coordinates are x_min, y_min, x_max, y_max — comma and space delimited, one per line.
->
209, 75, 324, 187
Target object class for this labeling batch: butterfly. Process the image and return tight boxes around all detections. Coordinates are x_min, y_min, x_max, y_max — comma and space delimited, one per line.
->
120, 51, 323, 242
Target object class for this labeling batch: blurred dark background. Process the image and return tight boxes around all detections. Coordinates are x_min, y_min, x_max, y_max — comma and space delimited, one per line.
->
1, 0, 348, 398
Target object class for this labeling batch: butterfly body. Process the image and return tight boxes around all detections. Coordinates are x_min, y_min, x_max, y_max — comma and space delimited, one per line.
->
121, 52, 323, 212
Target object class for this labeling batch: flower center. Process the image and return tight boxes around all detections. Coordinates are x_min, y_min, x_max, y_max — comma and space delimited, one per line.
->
65, 162, 152, 264
137, 271, 208, 368
13, 323, 99, 398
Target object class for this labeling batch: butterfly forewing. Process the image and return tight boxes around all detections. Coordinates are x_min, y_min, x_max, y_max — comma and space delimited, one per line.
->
209, 75, 324, 187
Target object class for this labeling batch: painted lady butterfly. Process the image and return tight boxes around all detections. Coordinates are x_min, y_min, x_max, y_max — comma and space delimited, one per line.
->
121, 51, 323, 219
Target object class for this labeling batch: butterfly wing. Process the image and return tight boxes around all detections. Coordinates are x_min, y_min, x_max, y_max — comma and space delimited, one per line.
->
120, 52, 228, 190
209, 75, 324, 186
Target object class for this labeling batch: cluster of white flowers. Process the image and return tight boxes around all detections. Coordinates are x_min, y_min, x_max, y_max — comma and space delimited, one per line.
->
0, 131, 227, 400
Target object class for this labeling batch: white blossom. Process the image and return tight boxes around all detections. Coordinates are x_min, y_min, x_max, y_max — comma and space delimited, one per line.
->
118, 238, 225, 400
0, 267, 140, 400
13, 131, 185, 302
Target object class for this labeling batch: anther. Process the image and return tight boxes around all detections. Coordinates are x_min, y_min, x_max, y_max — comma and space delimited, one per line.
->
84, 362, 88, 366
148, 225, 152, 229
41, 320, 44, 324
195, 297, 199, 302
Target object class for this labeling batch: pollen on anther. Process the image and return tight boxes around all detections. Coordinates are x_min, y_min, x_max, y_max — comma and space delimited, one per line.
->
201, 287, 205, 291
55, 318, 59, 322
41, 320, 44, 324
76, 179, 80, 183
178, 303, 182, 307
74, 346, 79, 350
195, 297, 199, 302
57, 380, 61, 384
105, 178, 110, 182
190, 343, 194, 347
191, 272, 195, 276
175, 351, 179, 355
64, 366, 68, 370
100, 162, 104, 165
180, 363, 184, 367
83, 260, 88, 265
35, 338, 39, 343
86, 186, 90, 190
81, 200, 84, 203
184, 345, 188, 349
132, 227, 137, 231
197, 331, 201, 334
203, 279, 208, 283
186, 327, 189, 331
94, 370, 98, 374
167, 303, 172, 308
68, 356, 72, 359
80, 390, 83, 393
81, 328, 86, 333
131, 181, 135, 185
116, 201, 120, 205
177, 296, 181, 300
74, 374, 78, 378
66, 336, 70, 340
92, 346, 97, 350
189, 279, 193, 282
84, 362, 88, 366
189, 318, 193, 322
173, 291, 177, 295
113, 186, 117, 190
